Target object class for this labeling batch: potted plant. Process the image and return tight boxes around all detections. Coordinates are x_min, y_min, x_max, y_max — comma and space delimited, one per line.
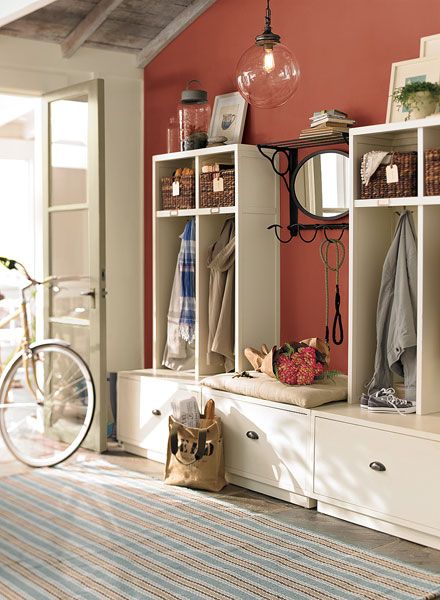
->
392, 81, 440, 120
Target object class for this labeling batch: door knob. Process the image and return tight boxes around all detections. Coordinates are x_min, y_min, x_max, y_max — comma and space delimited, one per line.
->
80, 289, 96, 308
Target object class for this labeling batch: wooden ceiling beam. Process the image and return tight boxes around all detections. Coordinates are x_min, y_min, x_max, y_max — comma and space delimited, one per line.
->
61, 0, 126, 59
136, 0, 217, 69
0, 0, 58, 27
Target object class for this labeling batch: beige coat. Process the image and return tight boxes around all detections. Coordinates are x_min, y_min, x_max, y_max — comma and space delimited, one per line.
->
207, 219, 235, 372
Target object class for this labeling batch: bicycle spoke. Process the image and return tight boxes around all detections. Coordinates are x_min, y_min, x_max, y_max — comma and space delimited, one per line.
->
48, 360, 78, 387
43, 376, 89, 404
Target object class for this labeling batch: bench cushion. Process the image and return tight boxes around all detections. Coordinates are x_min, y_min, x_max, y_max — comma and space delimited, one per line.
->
201, 372, 348, 408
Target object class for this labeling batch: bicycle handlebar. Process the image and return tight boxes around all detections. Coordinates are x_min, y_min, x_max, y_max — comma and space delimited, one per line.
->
0, 256, 51, 286
0, 257, 18, 271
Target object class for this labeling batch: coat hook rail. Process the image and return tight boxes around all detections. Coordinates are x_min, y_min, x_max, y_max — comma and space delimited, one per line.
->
267, 223, 349, 244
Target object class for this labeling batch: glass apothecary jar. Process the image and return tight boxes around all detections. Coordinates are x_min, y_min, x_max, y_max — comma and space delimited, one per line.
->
167, 116, 180, 153
178, 80, 211, 151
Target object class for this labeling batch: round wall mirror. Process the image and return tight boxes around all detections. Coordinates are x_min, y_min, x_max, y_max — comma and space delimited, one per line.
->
291, 150, 349, 220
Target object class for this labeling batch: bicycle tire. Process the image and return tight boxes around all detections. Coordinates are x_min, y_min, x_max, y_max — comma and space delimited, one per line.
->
0, 342, 95, 467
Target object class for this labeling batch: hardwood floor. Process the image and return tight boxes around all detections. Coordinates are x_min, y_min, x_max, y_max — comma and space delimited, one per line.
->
1, 438, 440, 573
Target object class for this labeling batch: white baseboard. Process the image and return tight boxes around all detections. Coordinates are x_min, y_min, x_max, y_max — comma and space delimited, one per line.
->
227, 473, 316, 509
318, 501, 440, 551
121, 442, 166, 464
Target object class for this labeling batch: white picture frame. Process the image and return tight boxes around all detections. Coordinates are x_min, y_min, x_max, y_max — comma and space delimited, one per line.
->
208, 92, 248, 144
420, 34, 440, 58
386, 56, 440, 123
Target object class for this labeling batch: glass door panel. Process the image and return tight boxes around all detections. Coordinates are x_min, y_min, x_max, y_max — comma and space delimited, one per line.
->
49, 210, 89, 275
50, 97, 88, 207
50, 322, 90, 364
51, 277, 91, 321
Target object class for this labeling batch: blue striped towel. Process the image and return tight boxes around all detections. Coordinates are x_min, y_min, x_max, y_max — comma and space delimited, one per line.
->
179, 218, 196, 343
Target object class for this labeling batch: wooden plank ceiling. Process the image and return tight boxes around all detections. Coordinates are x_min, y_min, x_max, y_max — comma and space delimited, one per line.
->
0, 0, 216, 67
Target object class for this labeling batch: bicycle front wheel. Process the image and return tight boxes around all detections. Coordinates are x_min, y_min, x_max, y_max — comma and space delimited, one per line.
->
0, 342, 95, 467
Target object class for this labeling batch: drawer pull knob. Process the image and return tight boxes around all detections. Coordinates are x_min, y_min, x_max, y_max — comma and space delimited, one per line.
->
246, 431, 259, 440
152, 409, 161, 416
369, 461, 386, 472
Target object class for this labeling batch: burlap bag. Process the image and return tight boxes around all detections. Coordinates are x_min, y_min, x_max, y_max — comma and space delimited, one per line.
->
164, 415, 226, 492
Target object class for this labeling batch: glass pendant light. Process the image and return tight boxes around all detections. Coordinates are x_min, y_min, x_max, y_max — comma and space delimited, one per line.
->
236, 0, 300, 109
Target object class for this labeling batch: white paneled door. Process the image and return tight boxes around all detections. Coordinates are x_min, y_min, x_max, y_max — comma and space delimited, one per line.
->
43, 79, 107, 452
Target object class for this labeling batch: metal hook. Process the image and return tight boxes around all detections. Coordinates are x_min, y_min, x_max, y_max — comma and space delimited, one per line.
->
324, 226, 345, 242
297, 227, 319, 243
267, 224, 294, 244
394, 208, 414, 217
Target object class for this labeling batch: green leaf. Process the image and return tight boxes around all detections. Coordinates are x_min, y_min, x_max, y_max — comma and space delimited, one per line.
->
392, 81, 440, 112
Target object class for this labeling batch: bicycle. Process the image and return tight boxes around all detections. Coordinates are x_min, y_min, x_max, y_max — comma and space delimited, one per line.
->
0, 257, 95, 467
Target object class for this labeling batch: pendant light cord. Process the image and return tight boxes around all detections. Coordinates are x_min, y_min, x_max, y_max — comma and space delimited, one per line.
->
319, 239, 345, 346
265, 0, 272, 32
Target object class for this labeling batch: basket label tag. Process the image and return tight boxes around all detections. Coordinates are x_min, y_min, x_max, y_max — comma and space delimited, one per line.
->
386, 164, 399, 184
172, 181, 180, 196
213, 177, 224, 193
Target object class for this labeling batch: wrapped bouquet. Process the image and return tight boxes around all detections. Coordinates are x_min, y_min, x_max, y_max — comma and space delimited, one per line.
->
245, 338, 332, 386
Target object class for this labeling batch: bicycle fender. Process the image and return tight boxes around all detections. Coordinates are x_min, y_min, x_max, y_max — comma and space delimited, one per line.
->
29, 339, 71, 349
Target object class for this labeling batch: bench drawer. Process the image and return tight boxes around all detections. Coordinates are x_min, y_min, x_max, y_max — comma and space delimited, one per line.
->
117, 376, 200, 461
314, 417, 440, 530
208, 391, 310, 494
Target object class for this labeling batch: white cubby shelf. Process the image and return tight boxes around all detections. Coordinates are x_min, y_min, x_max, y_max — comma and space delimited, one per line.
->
152, 144, 280, 378
349, 116, 440, 418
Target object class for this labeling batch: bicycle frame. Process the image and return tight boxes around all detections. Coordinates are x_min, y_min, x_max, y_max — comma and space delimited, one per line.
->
0, 275, 56, 408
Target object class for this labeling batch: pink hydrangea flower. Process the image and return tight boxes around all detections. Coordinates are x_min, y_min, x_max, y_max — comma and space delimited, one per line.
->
275, 345, 324, 386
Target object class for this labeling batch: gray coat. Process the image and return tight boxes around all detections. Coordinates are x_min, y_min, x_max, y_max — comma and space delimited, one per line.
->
369, 211, 417, 401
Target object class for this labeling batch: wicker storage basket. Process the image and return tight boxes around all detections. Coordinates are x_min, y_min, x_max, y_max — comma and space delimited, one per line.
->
425, 149, 440, 196
361, 152, 417, 199
199, 169, 235, 208
161, 174, 195, 210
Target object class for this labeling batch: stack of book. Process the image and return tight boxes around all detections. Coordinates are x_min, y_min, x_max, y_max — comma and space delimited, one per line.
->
299, 109, 356, 141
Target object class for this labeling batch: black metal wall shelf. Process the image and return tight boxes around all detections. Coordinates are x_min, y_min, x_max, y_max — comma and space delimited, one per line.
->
257, 133, 349, 243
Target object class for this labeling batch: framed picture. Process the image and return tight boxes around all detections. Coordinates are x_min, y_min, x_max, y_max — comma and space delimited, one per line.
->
386, 56, 440, 122
420, 34, 440, 58
208, 92, 248, 144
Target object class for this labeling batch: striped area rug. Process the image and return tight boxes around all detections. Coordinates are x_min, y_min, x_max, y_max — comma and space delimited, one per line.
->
0, 462, 439, 600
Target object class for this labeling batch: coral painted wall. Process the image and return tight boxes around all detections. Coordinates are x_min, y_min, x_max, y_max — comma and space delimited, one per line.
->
144, 0, 439, 372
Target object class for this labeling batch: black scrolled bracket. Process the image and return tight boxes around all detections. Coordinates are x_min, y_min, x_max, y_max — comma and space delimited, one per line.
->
258, 146, 299, 237
257, 146, 293, 195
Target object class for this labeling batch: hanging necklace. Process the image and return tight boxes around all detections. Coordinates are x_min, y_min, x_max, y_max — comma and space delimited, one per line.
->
319, 238, 345, 346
